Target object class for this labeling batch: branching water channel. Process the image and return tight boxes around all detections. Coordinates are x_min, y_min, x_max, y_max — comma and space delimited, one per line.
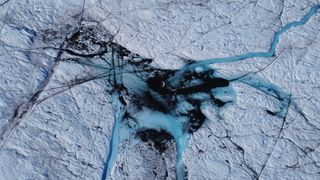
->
55, 5, 319, 180
5, 4, 317, 180
100, 5, 319, 180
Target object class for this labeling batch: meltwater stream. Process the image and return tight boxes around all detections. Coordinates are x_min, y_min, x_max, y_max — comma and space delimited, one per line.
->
99, 4, 319, 180
45, 4, 319, 180
169, 5, 320, 85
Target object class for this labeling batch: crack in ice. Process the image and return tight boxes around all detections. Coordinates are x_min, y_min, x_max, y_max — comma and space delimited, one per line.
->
169, 5, 320, 85
1, 3, 319, 180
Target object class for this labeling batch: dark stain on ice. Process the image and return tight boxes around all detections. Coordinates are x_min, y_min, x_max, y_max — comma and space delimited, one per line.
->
43, 22, 293, 180
142, 68, 230, 133
184, 166, 189, 180
266, 109, 277, 116
188, 106, 206, 133
213, 98, 226, 107
51, 24, 234, 180
137, 129, 173, 153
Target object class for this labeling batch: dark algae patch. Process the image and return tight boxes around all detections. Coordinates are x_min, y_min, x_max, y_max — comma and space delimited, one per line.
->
137, 129, 174, 153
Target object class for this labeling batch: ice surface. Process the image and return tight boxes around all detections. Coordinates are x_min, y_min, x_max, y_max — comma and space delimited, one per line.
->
1, 0, 320, 180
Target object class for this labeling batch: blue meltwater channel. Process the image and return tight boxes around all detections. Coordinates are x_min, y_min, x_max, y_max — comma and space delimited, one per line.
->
169, 5, 320, 85
102, 4, 320, 180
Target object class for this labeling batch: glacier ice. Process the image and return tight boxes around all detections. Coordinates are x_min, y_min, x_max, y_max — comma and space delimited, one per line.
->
0, 0, 320, 180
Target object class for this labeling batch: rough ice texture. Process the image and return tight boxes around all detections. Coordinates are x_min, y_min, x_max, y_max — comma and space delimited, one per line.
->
0, 0, 320, 180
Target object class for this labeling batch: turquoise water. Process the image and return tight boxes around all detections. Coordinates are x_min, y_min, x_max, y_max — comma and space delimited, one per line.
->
101, 94, 127, 180
131, 108, 189, 180
170, 5, 320, 84
102, 4, 320, 180
161, 4, 319, 180
239, 74, 291, 117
